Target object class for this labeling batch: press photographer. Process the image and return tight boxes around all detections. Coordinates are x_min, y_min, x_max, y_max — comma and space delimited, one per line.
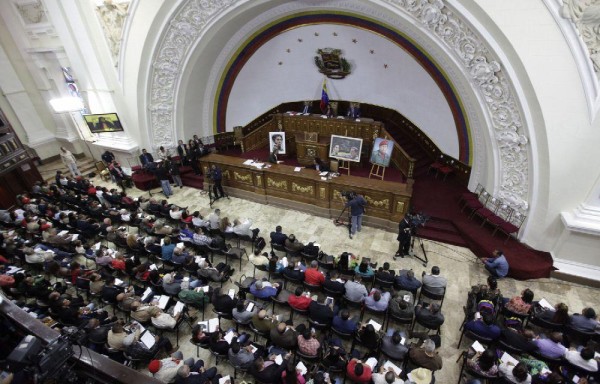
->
344, 191, 366, 239
395, 212, 429, 259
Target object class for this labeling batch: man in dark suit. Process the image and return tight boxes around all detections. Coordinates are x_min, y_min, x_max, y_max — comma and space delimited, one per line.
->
415, 302, 445, 329
177, 140, 189, 165
139, 149, 154, 167
323, 271, 345, 296
464, 312, 501, 340
270, 225, 287, 246
309, 299, 334, 326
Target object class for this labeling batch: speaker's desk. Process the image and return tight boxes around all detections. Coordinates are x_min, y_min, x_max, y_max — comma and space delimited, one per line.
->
200, 154, 412, 229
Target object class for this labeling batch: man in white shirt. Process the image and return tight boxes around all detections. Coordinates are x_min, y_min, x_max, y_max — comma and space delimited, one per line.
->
207, 209, 221, 230
372, 368, 404, 384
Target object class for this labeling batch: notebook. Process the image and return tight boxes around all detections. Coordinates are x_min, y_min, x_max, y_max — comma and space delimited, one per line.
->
382, 360, 402, 376
140, 330, 156, 349
173, 301, 185, 317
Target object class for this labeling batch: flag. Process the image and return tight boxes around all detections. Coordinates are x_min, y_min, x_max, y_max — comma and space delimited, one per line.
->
320, 79, 329, 113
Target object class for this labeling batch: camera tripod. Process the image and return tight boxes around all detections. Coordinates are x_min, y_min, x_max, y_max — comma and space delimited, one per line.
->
333, 206, 352, 239
206, 179, 229, 208
409, 233, 428, 267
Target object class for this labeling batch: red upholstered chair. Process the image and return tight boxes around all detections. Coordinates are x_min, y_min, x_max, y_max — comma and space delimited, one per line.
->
131, 165, 142, 172
472, 197, 502, 222
437, 165, 454, 181
462, 191, 490, 217
459, 183, 484, 209
493, 210, 526, 243
428, 155, 445, 175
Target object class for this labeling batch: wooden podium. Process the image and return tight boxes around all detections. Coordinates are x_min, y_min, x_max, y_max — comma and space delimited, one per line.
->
295, 132, 329, 166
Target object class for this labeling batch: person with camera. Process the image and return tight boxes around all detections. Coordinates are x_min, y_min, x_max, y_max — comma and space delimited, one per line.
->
345, 192, 367, 239
209, 164, 225, 199
395, 215, 412, 259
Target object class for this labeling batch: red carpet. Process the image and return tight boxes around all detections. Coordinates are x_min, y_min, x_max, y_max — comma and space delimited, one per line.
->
216, 147, 554, 279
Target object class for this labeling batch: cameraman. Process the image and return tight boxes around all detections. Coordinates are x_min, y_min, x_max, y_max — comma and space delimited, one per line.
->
345, 192, 367, 239
209, 164, 225, 199
395, 215, 411, 259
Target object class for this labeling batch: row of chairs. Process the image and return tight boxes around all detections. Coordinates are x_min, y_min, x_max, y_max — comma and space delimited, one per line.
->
459, 183, 527, 243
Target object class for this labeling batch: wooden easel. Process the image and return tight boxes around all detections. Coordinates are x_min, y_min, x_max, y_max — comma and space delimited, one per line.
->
369, 163, 385, 180
338, 159, 350, 175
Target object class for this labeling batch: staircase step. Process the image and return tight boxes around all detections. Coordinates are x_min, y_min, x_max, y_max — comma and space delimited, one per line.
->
418, 228, 467, 247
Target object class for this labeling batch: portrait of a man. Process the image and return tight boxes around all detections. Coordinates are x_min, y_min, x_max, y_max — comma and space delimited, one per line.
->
370, 138, 393, 167
269, 132, 286, 155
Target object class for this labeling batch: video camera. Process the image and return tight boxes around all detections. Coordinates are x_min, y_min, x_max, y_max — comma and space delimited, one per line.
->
340, 190, 356, 200
407, 212, 430, 228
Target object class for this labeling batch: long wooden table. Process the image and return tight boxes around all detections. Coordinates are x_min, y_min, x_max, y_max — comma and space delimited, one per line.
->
200, 154, 412, 229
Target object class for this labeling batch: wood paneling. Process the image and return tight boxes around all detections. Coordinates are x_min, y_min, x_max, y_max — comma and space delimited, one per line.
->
200, 154, 412, 223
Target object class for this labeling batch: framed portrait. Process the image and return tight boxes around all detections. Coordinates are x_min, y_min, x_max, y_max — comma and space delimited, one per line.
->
370, 137, 394, 167
329, 134, 363, 163
83, 113, 124, 133
269, 131, 286, 155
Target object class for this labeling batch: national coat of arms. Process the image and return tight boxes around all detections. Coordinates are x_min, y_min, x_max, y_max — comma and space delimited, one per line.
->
314, 48, 352, 79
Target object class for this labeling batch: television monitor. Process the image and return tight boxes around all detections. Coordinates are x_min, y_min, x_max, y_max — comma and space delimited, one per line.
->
329, 134, 363, 163
83, 113, 124, 133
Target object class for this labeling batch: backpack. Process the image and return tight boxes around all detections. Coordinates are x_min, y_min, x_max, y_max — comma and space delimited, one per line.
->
254, 236, 266, 251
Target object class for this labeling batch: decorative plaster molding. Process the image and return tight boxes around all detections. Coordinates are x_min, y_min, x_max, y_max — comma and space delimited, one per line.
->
560, 0, 600, 76
15, 0, 48, 25
544, 0, 600, 121
553, 256, 600, 283
149, 0, 531, 210
149, 0, 234, 147
561, 203, 600, 235
94, 0, 131, 67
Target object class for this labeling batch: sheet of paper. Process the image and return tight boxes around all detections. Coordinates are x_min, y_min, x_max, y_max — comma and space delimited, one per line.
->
538, 298, 553, 310
224, 331, 235, 344
500, 352, 520, 366
243, 159, 254, 165
246, 302, 254, 312
403, 295, 411, 302
94, 242, 101, 250
173, 301, 185, 317
219, 376, 231, 384
149, 264, 157, 271
114, 278, 124, 286
202, 286, 210, 293
294, 167, 302, 172
141, 287, 153, 302
208, 317, 219, 333
471, 340, 485, 353
262, 281, 272, 287
250, 345, 258, 353
228, 289, 235, 300
383, 360, 402, 376
368, 319, 382, 332
274, 355, 283, 365
176, 242, 184, 248
58, 230, 68, 236
70, 234, 79, 241
319, 171, 328, 176
157, 295, 170, 310
140, 330, 156, 349
160, 238, 164, 246
364, 357, 378, 370
296, 361, 308, 375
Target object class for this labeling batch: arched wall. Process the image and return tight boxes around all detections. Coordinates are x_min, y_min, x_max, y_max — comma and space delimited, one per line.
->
143, 0, 539, 243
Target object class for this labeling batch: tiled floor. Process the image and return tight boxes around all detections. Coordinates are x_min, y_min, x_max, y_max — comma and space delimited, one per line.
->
85, 175, 600, 382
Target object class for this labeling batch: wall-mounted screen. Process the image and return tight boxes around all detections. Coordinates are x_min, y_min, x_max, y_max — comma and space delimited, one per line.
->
83, 113, 124, 134
329, 134, 362, 163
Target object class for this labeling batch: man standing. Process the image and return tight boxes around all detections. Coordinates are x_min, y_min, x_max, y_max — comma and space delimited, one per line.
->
395, 216, 412, 259
210, 164, 225, 199
345, 193, 367, 239
166, 156, 183, 189
139, 149, 154, 168
155, 161, 172, 198
177, 140, 189, 165
60, 147, 81, 177
482, 249, 509, 278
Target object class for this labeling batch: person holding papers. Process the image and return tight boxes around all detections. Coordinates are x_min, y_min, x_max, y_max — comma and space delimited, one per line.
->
332, 310, 359, 334
174, 360, 219, 384
309, 298, 335, 326
365, 289, 391, 311
229, 341, 258, 368
357, 323, 381, 353
415, 302, 445, 329
148, 353, 192, 384
107, 322, 139, 351
152, 308, 181, 330
250, 279, 281, 300
346, 358, 373, 383
499, 361, 532, 384
531, 302, 570, 326
466, 347, 499, 376
130, 301, 161, 323
464, 312, 501, 340
304, 260, 325, 286
372, 367, 404, 384
232, 300, 257, 323
288, 287, 313, 311
212, 287, 238, 315
381, 331, 408, 361
249, 354, 293, 384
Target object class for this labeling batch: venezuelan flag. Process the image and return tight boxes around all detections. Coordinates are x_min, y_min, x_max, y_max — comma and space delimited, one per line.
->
320, 79, 329, 113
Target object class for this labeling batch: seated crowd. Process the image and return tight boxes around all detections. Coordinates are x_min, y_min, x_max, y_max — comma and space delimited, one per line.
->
0, 175, 598, 384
